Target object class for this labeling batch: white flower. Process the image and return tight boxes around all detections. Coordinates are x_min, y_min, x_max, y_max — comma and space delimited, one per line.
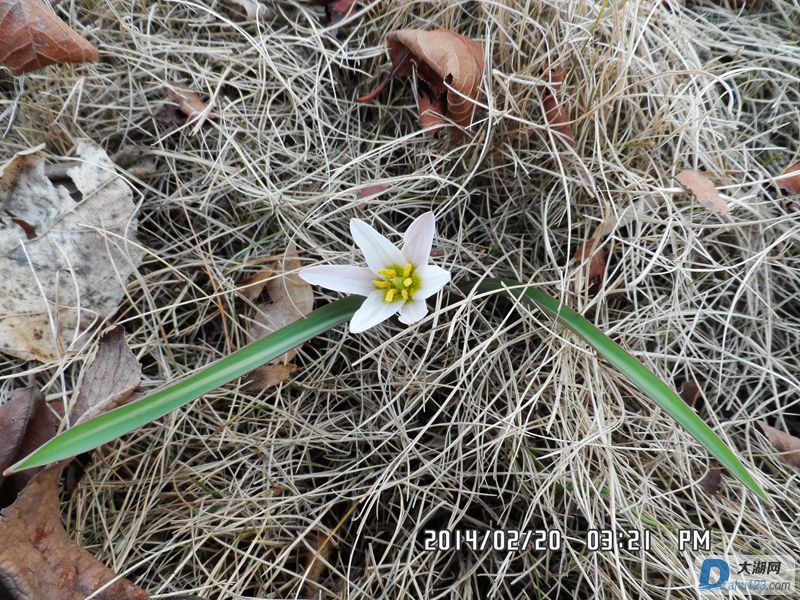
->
299, 212, 451, 333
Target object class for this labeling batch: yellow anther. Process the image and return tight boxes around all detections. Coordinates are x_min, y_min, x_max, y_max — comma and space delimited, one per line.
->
374, 262, 420, 303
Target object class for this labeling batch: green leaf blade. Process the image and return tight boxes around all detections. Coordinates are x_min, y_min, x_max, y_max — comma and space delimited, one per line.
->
465, 278, 768, 503
6, 296, 362, 474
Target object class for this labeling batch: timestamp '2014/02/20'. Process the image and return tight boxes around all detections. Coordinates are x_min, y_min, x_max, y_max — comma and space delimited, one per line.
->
423, 529, 653, 552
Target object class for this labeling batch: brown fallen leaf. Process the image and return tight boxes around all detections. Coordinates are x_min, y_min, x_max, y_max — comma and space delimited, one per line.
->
358, 29, 484, 142
678, 380, 702, 408
0, 389, 36, 478
0, 0, 99, 75
573, 238, 606, 280
701, 466, 723, 497
326, 0, 360, 24
248, 362, 298, 390
0, 468, 148, 599
246, 244, 314, 390
777, 162, 800, 194
302, 531, 334, 598
756, 422, 800, 468
357, 183, 388, 201
675, 170, 729, 215
240, 270, 274, 302
0, 328, 147, 599
542, 64, 573, 145
0, 388, 58, 506
112, 146, 158, 181
71, 327, 141, 423
165, 83, 217, 124
0, 144, 143, 362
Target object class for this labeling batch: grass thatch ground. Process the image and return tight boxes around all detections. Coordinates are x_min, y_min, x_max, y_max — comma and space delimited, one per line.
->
2, 0, 799, 598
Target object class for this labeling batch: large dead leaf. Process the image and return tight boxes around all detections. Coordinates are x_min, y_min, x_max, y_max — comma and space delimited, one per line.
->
0, 468, 149, 599
542, 64, 573, 145
777, 162, 800, 194
0, 388, 57, 505
756, 422, 800, 468
0, 143, 143, 362
675, 170, 729, 215
358, 29, 484, 142
0, 388, 36, 476
245, 244, 313, 390
0, 0, 99, 75
0, 328, 147, 599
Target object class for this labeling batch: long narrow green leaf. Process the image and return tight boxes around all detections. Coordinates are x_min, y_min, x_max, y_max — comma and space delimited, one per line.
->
9, 278, 769, 504
5, 296, 362, 475
464, 278, 768, 503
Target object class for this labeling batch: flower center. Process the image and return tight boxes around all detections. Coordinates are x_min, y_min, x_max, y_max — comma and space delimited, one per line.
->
373, 262, 420, 303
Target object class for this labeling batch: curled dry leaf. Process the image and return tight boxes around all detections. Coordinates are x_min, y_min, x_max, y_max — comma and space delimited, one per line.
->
165, 83, 217, 124
777, 162, 800, 194
0, 143, 143, 362
0, 328, 147, 600
245, 244, 314, 390
0, 0, 99, 75
675, 170, 729, 215
573, 238, 606, 280
756, 422, 800, 468
357, 183, 388, 201
70, 326, 141, 424
302, 531, 334, 598
358, 29, 484, 142
542, 64, 573, 145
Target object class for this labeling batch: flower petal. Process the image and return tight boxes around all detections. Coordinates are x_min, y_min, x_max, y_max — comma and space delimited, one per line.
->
299, 265, 375, 296
350, 218, 406, 274
398, 299, 428, 325
401, 211, 435, 267
415, 265, 451, 300
349, 291, 402, 333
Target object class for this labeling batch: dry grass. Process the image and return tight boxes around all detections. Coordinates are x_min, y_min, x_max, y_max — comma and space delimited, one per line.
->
1, 0, 800, 598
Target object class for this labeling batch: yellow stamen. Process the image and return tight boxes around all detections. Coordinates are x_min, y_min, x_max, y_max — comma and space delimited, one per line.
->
373, 262, 421, 303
